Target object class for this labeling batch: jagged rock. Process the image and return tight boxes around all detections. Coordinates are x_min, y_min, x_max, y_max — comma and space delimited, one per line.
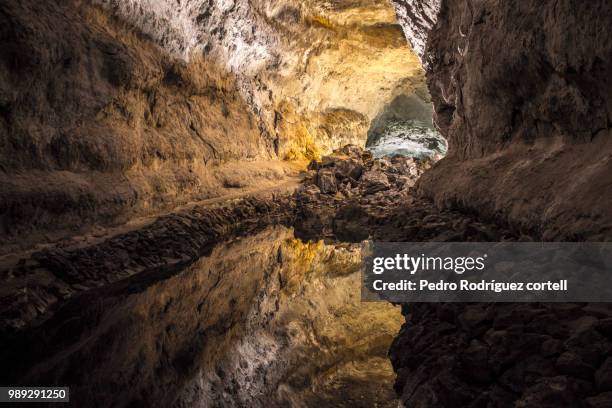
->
0, 194, 296, 330
334, 158, 364, 181
516, 376, 590, 408
295, 184, 321, 204
334, 144, 363, 159
556, 352, 596, 380
460, 339, 492, 383
565, 323, 612, 367
307, 160, 319, 171
541, 338, 564, 357
361, 171, 391, 195
458, 305, 492, 336
395, 0, 612, 241
317, 169, 338, 194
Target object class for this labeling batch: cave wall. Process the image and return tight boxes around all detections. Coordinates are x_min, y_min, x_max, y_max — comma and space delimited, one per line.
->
0, 0, 425, 250
387, 2, 612, 406
392, 0, 612, 239
0, 0, 281, 249
95, 0, 427, 158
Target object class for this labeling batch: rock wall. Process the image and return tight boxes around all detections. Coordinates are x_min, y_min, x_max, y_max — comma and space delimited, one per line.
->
0, 0, 283, 249
388, 1, 612, 406
0, 0, 426, 250
95, 0, 427, 158
392, 0, 612, 240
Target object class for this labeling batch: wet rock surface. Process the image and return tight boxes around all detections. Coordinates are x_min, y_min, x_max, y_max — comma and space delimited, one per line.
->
1, 226, 402, 408
390, 303, 612, 408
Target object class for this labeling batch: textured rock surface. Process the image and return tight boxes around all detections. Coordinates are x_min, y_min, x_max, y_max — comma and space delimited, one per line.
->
391, 0, 440, 61
297, 147, 612, 406
0, 0, 290, 250
390, 303, 612, 408
385, 4, 612, 401
392, 0, 612, 239
4, 144, 612, 407
293, 145, 516, 243
0, 193, 296, 332
5, 0, 612, 406
0, 0, 427, 250
95, 0, 429, 156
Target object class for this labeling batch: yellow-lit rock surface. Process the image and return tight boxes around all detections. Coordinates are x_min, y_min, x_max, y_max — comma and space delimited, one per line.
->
0, 0, 426, 249
5, 226, 402, 407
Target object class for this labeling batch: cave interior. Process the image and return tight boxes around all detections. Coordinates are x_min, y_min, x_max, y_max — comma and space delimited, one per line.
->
1, 0, 612, 407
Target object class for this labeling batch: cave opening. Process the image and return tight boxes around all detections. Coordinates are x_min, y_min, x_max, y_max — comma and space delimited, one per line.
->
365, 93, 447, 160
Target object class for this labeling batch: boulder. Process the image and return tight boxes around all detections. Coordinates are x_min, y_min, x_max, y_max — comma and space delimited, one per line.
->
556, 352, 595, 380
317, 169, 337, 194
515, 376, 589, 408
361, 171, 390, 195
334, 158, 364, 181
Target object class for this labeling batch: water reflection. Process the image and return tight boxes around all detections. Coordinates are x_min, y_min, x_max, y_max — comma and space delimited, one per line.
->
4, 227, 402, 407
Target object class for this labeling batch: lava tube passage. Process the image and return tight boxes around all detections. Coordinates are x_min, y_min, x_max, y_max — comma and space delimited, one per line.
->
1, 0, 612, 407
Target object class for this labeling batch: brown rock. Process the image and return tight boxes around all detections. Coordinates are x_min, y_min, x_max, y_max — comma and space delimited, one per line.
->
317, 169, 337, 194
596, 357, 612, 391
556, 352, 595, 380
515, 376, 590, 408
598, 318, 612, 339
334, 158, 364, 181
458, 305, 492, 337
361, 171, 390, 195
585, 392, 612, 408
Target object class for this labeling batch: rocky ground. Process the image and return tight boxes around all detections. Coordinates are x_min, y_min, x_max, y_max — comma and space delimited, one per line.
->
391, 303, 612, 408
294, 144, 517, 243
295, 145, 612, 408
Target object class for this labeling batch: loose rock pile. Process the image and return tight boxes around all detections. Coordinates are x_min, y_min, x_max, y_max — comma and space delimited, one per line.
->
293, 145, 517, 243
301, 144, 428, 200
294, 145, 433, 241
295, 145, 612, 407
